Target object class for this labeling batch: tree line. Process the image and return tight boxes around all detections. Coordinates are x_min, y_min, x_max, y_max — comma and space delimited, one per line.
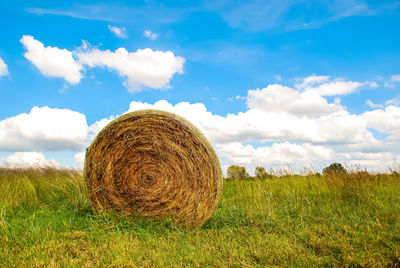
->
226, 162, 348, 180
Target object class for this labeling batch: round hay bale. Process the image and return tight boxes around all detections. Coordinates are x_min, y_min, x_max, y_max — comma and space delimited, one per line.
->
84, 109, 223, 226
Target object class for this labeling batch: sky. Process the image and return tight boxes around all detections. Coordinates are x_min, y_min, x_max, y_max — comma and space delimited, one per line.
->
0, 0, 400, 173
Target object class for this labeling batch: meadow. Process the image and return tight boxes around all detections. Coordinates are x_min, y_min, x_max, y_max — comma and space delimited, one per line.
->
0, 167, 399, 266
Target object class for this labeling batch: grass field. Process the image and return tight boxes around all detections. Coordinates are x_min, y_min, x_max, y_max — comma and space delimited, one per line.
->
0, 168, 399, 266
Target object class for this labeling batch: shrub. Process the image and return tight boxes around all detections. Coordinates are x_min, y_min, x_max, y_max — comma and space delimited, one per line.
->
255, 166, 270, 180
323, 162, 347, 176
227, 165, 249, 180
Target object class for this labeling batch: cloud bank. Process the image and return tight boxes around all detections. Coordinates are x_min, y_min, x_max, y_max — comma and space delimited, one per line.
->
0, 106, 88, 151
1, 76, 398, 171
1, 152, 60, 168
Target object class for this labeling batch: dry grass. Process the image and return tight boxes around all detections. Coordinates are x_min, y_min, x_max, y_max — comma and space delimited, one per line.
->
85, 110, 223, 226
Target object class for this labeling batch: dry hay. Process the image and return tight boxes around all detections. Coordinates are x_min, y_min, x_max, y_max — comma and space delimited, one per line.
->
84, 110, 223, 226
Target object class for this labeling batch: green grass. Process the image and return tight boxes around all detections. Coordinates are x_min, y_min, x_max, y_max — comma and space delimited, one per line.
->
0, 168, 399, 266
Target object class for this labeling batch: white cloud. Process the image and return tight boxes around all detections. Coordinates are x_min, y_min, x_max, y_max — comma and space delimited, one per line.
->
366, 100, 383, 109
296, 74, 364, 96
235, 95, 246, 100
368, 81, 379, 88
3, 77, 397, 171
77, 46, 184, 92
338, 151, 398, 170
108, 25, 127, 38
247, 84, 342, 117
20, 35, 185, 92
216, 142, 333, 165
391, 74, 400, 81
2, 152, 60, 168
127, 97, 376, 146
385, 96, 400, 106
88, 116, 114, 139
310, 80, 363, 96
144, 30, 158, 40
74, 151, 85, 168
297, 74, 330, 88
0, 106, 88, 151
362, 105, 400, 140
123, 77, 400, 170
20, 35, 83, 84
0, 57, 9, 77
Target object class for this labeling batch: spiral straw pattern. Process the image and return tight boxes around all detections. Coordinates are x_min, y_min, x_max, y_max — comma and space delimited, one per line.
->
84, 110, 223, 226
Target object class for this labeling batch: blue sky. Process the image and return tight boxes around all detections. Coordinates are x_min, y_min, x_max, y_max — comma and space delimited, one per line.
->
0, 0, 400, 173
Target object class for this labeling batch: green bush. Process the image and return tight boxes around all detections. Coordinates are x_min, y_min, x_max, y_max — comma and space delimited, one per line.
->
255, 166, 270, 180
226, 165, 249, 180
323, 162, 347, 176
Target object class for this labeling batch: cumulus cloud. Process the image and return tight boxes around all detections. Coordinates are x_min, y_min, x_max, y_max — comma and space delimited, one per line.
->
128, 87, 376, 146
125, 98, 397, 170
362, 105, 400, 141
0, 57, 9, 77
310, 80, 363, 96
20, 35, 185, 92
0, 106, 88, 151
108, 25, 127, 38
20, 35, 83, 84
2, 152, 60, 168
340, 151, 396, 168
216, 142, 333, 166
3, 77, 398, 171
247, 84, 342, 117
296, 74, 364, 96
77, 46, 184, 92
144, 30, 158, 40
74, 151, 85, 168
87, 116, 114, 139
119, 76, 400, 170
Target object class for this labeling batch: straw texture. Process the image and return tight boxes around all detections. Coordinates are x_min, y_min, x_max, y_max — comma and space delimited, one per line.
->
84, 110, 223, 226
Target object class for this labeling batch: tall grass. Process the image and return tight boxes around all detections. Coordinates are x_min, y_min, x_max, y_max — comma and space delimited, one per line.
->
0, 168, 399, 266
0, 167, 89, 210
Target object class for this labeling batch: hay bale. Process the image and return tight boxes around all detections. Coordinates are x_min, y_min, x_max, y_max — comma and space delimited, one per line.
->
84, 110, 223, 226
